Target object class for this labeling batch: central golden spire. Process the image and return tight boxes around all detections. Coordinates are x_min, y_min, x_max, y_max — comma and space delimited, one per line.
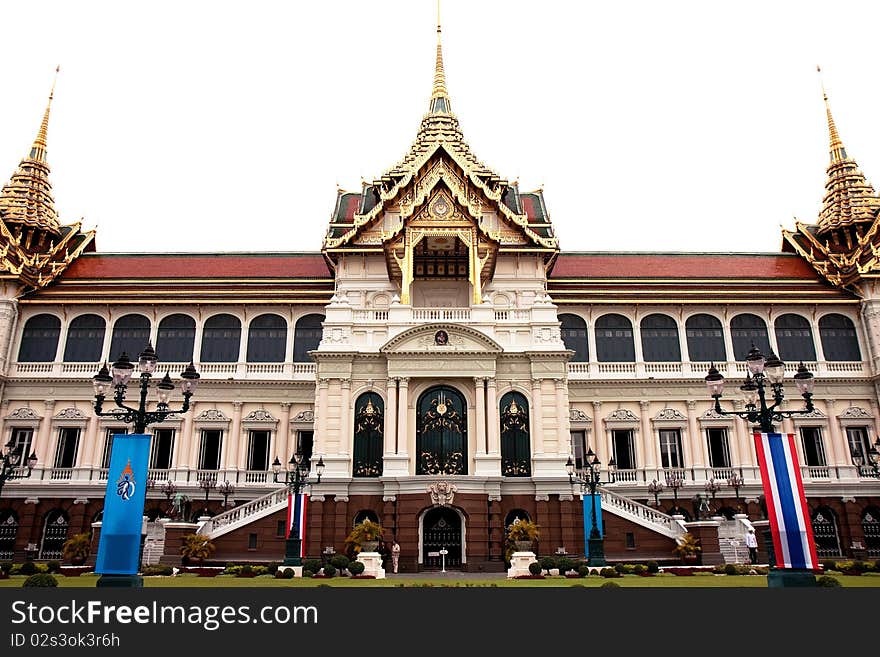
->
429, 1, 451, 114
818, 66, 847, 163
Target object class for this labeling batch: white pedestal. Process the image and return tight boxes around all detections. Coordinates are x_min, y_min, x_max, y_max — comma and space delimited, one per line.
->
357, 552, 386, 579
277, 566, 303, 577
506, 551, 537, 578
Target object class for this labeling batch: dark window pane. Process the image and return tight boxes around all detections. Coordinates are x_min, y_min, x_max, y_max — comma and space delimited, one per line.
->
685, 314, 726, 362
640, 314, 681, 362
596, 314, 635, 362
819, 314, 861, 361
199, 430, 223, 470
109, 314, 150, 362
353, 393, 383, 477
706, 428, 730, 468
200, 314, 241, 362
63, 314, 105, 362
54, 428, 80, 468
500, 391, 530, 477
774, 314, 816, 362
247, 430, 270, 471
151, 429, 175, 470
297, 431, 314, 470
730, 314, 770, 360
293, 314, 323, 362
612, 430, 635, 469
18, 314, 60, 362
156, 314, 196, 363
559, 314, 589, 362
800, 427, 826, 467
247, 314, 287, 363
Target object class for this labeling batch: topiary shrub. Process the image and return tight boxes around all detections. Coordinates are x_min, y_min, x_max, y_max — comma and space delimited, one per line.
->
600, 580, 620, 588
632, 564, 647, 575
600, 567, 618, 578
330, 554, 350, 573
142, 565, 173, 576
816, 574, 841, 587
46, 560, 61, 574
302, 569, 314, 578
528, 561, 543, 576
539, 556, 557, 573
348, 561, 365, 575
19, 562, 37, 576
266, 562, 280, 575
577, 565, 590, 578
724, 563, 738, 575
303, 559, 322, 574
613, 563, 627, 575
646, 560, 659, 573
0, 562, 12, 576
822, 560, 837, 572
23, 573, 58, 587
322, 564, 337, 578
557, 557, 575, 575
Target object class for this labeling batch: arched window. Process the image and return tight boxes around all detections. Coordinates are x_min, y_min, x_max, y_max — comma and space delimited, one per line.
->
819, 314, 861, 361
353, 392, 383, 477
200, 314, 241, 363
811, 507, 841, 558
0, 510, 18, 561
504, 510, 531, 528
595, 314, 635, 362
247, 314, 287, 363
63, 314, 105, 362
293, 314, 324, 362
39, 510, 69, 560
18, 314, 60, 362
685, 314, 726, 362
730, 314, 771, 360
500, 392, 530, 477
774, 314, 816, 362
109, 314, 150, 361
559, 314, 588, 362
417, 386, 467, 475
353, 510, 379, 526
156, 314, 195, 363
862, 506, 880, 557
640, 314, 681, 362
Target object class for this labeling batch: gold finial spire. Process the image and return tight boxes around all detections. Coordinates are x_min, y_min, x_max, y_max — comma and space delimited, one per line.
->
29, 66, 59, 163
430, 0, 451, 114
817, 65, 847, 164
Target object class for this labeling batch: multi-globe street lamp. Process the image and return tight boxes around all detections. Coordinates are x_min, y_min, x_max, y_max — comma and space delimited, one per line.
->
566, 449, 615, 567
665, 473, 684, 514
727, 473, 744, 511
218, 480, 236, 508
272, 449, 325, 567
0, 439, 37, 498
852, 437, 880, 478
647, 479, 664, 507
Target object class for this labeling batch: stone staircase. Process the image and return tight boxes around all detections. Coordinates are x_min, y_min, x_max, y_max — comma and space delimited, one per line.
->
141, 521, 166, 566
197, 487, 289, 540
599, 487, 687, 540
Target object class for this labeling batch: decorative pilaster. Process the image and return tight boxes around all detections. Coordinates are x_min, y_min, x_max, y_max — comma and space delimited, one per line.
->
224, 401, 243, 470
640, 401, 654, 470
36, 401, 55, 466
81, 414, 100, 468
532, 379, 545, 454
485, 378, 499, 455
314, 378, 330, 456
182, 401, 196, 469
278, 402, 292, 461
824, 399, 843, 466
474, 377, 486, 454
384, 379, 397, 455
686, 400, 703, 469
591, 401, 603, 462
0, 299, 19, 376
554, 378, 568, 456
339, 379, 352, 453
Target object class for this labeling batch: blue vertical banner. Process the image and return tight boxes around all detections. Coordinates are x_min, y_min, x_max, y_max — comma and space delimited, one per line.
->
95, 434, 150, 575
582, 493, 604, 539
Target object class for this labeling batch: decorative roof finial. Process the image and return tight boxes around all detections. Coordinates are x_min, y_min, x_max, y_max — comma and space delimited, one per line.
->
817, 65, 847, 164
430, 0, 451, 114
30, 66, 60, 163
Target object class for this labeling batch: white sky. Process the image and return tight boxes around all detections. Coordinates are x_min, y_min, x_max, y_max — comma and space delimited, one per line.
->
1, 0, 879, 255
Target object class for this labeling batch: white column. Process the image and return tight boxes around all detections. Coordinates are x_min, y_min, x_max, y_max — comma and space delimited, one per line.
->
531, 378, 544, 455
731, 401, 752, 473
640, 402, 653, 475
591, 401, 603, 461
339, 379, 352, 454
554, 378, 568, 455
36, 400, 56, 467
314, 378, 330, 456
474, 377, 487, 454
384, 379, 397, 455
686, 400, 704, 470
278, 402, 292, 462
188, 404, 201, 469
824, 399, 843, 467
486, 378, 499, 455
0, 299, 19, 376
79, 415, 100, 467
223, 401, 243, 470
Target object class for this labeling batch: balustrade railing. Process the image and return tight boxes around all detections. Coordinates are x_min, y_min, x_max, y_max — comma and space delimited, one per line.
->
199, 486, 289, 536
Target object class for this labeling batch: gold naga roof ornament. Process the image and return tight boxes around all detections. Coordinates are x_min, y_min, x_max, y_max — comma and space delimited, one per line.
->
0, 66, 96, 291
782, 67, 880, 293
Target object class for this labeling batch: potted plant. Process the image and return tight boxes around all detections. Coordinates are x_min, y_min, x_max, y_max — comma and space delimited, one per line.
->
344, 519, 385, 555
673, 533, 702, 564
61, 532, 91, 566
179, 533, 215, 566
505, 519, 540, 563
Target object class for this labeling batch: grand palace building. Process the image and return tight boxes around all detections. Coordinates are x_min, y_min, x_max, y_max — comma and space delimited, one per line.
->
0, 20, 878, 572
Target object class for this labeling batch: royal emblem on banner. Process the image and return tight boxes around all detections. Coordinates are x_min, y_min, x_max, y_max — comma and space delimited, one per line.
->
116, 459, 137, 501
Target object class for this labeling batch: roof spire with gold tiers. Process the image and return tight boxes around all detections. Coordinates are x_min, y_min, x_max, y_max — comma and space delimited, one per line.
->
0, 68, 95, 291
782, 68, 880, 292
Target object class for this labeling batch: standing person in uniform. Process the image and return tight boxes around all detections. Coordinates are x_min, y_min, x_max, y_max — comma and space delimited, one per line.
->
391, 539, 401, 573
745, 528, 759, 564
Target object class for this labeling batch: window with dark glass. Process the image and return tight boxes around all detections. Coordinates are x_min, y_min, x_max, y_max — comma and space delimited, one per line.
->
640, 314, 681, 362
8, 428, 33, 464
500, 391, 530, 477
247, 430, 270, 471
199, 430, 223, 470
774, 314, 816, 362
18, 314, 60, 362
800, 427, 826, 467
54, 428, 80, 468
559, 314, 588, 362
109, 314, 150, 361
730, 314, 771, 360
156, 314, 196, 363
293, 314, 324, 362
248, 533, 258, 550
595, 314, 635, 362
818, 314, 861, 361
297, 430, 314, 469
200, 314, 241, 363
0, 509, 18, 561
63, 314, 106, 362
101, 428, 127, 469
150, 428, 175, 470
247, 314, 287, 363
625, 532, 636, 549
570, 430, 588, 470
353, 392, 383, 477
416, 386, 467, 475
706, 427, 730, 468
685, 314, 726, 362
39, 510, 69, 560
659, 429, 683, 469
612, 429, 636, 470
846, 426, 871, 465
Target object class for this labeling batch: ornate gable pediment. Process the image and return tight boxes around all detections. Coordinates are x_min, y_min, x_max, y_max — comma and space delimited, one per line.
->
381, 324, 502, 355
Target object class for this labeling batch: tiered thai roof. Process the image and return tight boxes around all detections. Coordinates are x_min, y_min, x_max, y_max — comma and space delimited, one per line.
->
782, 77, 880, 291
0, 71, 95, 290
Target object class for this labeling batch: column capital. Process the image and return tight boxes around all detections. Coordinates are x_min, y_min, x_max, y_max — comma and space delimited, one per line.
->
486, 377, 497, 388
686, 400, 697, 411
317, 377, 331, 387
43, 400, 56, 411
473, 376, 486, 385
280, 402, 293, 409
639, 400, 651, 410
530, 378, 543, 388
340, 378, 352, 389
592, 400, 603, 410
232, 401, 243, 409
397, 377, 409, 387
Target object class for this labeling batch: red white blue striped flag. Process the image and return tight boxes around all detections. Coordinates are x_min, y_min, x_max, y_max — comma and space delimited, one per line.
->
286, 493, 309, 558
754, 432, 818, 570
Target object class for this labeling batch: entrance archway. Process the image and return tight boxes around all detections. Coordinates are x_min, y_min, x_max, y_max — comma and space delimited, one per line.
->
417, 385, 467, 475
421, 507, 463, 569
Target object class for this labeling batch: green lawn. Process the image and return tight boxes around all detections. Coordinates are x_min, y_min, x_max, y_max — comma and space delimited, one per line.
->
3, 573, 879, 587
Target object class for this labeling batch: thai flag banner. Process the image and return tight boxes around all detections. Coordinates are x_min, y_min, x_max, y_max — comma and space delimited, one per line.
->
286, 492, 309, 558
753, 432, 819, 570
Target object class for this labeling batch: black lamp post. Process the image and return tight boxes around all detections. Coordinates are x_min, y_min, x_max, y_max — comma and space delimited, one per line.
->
704, 478, 721, 514
0, 439, 38, 498
92, 345, 201, 434
727, 473, 744, 511
272, 449, 325, 566
852, 437, 880, 477
218, 480, 235, 508
566, 449, 615, 567
704, 346, 815, 433
647, 479, 664, 507
705, 346, 818, 588
198, 477, 216, 517
665, 474, 684, 514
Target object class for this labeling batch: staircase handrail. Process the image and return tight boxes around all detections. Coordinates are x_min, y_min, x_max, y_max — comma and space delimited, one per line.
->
198, 486, 289, 536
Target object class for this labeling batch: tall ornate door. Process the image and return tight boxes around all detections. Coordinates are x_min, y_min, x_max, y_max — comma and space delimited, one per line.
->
417, 385, 467, 475
422, 507, 462, 569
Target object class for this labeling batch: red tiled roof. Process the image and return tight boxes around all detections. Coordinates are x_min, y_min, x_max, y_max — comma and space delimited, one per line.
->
522, 195, 535, 220
60, 253, 332, 279
550, 253, 820, 279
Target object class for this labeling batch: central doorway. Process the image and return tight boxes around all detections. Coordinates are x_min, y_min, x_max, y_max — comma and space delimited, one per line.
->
417, 385, 468, 475
422, 507, 463, 569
